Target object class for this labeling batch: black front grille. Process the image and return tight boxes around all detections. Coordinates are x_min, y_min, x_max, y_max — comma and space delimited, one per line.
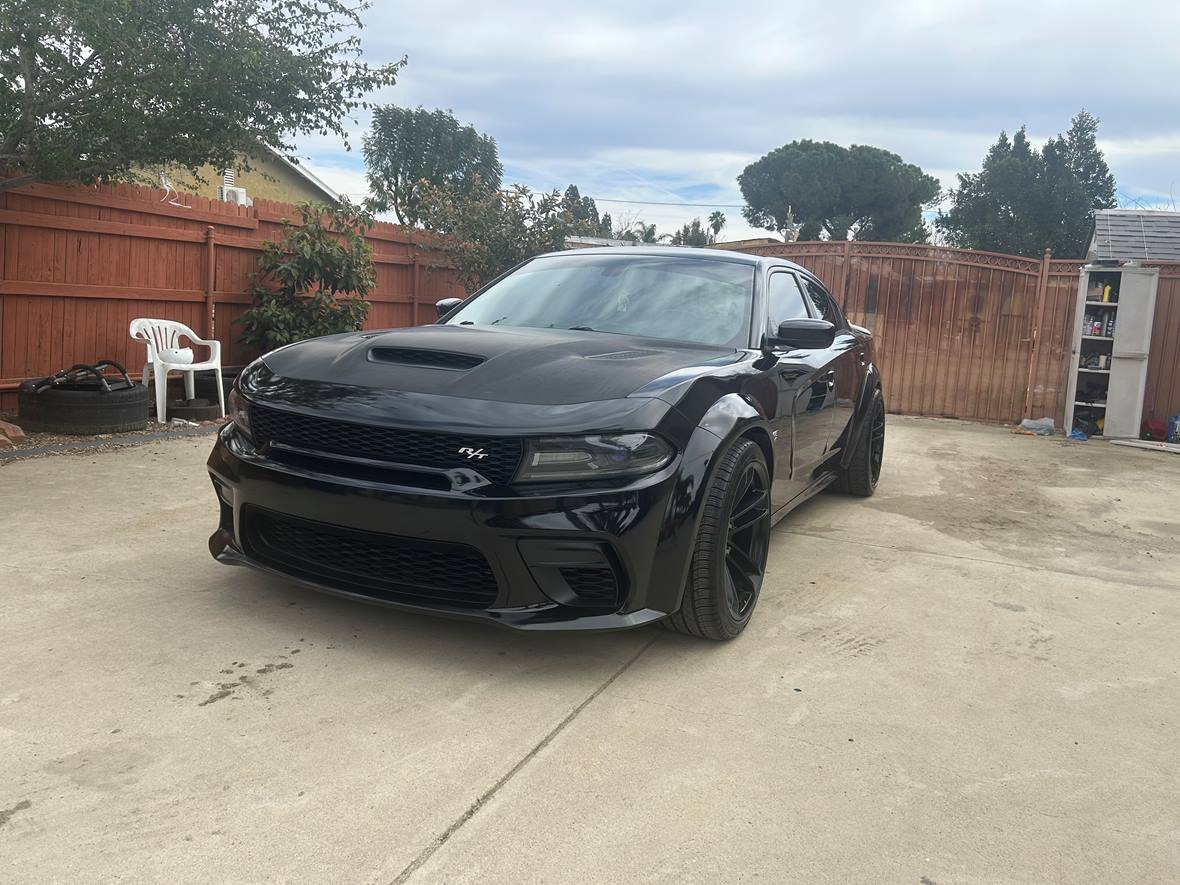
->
560, 567, 620, 605
250, 404, 523, 484
242, 508, 499, 609
369, 347, 485, 371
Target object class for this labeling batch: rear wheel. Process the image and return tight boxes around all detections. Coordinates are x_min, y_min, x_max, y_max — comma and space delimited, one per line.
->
838, 389, 885, 496
664, 437, 771, 641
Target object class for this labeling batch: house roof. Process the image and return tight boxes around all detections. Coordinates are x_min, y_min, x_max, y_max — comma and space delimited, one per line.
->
1088, 209, 1180, 262
264, 146, 341, 204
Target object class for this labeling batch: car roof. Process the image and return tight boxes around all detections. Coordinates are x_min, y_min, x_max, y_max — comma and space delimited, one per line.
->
532, 246, 810, 274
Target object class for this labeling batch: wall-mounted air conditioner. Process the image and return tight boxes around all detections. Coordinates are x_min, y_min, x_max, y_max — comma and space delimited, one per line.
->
219, 185, 252, 206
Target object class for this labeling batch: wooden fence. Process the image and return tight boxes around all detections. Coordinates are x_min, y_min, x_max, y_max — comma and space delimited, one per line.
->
0, 181, 464, 410
2, 180, 1178, 428
737, 240, 1180, 427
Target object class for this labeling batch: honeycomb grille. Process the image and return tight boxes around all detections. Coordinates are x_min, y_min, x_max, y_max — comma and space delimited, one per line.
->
560, 567, 620, 605
242, 508, 499, 609
250, 404, 523, 484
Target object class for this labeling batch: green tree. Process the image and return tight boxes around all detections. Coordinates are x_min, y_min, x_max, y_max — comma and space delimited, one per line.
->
739, 141, 939, 242
417, 179, 577, 290
936, 111, 1117, 257
239, 201, 375, 352
560, 184, 615, 237
363, 106, 501, 225
670, 218, 710, 247
0, 0, 402, 192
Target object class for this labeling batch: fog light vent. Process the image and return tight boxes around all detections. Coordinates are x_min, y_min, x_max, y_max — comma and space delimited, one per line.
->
518, 539, 625, 609
559, 567, 620, 605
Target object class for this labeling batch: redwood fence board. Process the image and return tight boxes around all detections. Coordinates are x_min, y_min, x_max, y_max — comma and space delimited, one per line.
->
0, 182, 463, 409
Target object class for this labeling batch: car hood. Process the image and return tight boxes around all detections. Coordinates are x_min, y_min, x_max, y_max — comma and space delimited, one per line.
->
260, 324, 741, 406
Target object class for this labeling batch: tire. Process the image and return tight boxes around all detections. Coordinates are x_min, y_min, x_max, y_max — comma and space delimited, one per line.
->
17, 380, 150, 434
664, 437, 772, 641
838, 388, 885, 497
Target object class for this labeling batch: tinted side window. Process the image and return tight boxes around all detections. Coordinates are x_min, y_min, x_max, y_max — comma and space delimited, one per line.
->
767, 272, 809, 336
803, 277, 842, 325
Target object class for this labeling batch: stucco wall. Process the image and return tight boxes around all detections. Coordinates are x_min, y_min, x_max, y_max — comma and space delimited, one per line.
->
155, 152, 334, 205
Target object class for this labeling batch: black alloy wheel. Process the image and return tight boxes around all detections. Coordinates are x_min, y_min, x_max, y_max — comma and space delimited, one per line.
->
723, 457, 772, 620
869, 397, 885, 487
665, 437, 772, 640
839, 388, 885, 497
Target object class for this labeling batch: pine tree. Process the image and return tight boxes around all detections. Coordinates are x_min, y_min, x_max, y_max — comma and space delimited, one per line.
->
936, 111, 1117, 257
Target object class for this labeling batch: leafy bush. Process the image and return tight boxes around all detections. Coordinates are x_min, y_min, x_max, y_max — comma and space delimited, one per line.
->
417, 178, 576, 290
239, 201, 376, 353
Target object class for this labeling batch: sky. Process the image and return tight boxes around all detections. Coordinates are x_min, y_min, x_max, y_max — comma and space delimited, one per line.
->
294, 0, 1180, 242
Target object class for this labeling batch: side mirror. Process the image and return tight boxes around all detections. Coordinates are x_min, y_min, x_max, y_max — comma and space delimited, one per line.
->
772, 318, 836, 350
435, 297, 464, 319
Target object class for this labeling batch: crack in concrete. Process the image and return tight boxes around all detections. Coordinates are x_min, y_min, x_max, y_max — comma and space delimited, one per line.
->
389, 633, 660, 885
776, 527, 1179, 592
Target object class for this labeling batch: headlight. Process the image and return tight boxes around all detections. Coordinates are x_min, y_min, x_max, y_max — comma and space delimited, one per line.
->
228, 387, 252, 440
517, 433, 674, 482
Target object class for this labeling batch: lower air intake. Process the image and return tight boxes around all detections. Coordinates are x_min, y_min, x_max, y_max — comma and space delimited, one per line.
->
242, 507, 499, 609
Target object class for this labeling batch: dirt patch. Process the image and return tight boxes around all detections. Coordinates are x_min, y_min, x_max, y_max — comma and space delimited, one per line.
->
0, 799, 31, 828
198, 686, 238, 707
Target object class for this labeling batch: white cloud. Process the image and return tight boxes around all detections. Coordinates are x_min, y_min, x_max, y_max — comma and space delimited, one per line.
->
297, 0, 1180, 236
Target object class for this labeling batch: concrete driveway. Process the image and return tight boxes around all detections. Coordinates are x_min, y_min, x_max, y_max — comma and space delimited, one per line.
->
1, 417, 1178, 884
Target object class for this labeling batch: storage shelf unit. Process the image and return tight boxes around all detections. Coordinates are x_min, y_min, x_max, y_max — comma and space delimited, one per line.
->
1064, 264, 1159, 438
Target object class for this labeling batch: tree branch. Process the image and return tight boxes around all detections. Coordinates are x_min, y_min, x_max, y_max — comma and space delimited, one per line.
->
0, 174, 39, 192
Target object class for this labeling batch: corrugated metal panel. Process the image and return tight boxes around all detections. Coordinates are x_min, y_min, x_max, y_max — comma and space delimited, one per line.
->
746, 242, 1047, 423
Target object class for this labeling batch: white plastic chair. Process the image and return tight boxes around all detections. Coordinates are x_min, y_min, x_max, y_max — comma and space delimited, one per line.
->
129, 318, 224, 423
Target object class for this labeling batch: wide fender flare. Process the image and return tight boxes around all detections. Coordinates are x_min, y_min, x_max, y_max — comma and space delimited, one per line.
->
840, 363, 883, 469
668, 393, 775, 535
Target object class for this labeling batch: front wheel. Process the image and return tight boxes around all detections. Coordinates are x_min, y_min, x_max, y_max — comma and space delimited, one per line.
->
664, 437, 771, 641
838, 389, 885, 497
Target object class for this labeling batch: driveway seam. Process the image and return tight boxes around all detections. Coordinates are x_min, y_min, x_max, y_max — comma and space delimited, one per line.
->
390, 632, 660, 885
775, 528, 1177, 591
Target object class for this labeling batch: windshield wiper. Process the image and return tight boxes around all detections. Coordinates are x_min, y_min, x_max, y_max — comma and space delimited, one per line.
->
567, 325, 597, 332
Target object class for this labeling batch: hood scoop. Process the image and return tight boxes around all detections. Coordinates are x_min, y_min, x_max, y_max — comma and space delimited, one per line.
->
368, 347, 485, 371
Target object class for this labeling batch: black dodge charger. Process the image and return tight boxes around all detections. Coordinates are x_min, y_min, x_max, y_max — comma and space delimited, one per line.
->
208, 248, 884, 640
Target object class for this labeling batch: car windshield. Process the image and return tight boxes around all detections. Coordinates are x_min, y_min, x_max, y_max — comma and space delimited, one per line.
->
445, 253, 756, 348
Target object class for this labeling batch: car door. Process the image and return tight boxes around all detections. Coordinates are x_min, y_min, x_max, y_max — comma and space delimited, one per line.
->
765, 270, 835, 510
799, 274, 863, 459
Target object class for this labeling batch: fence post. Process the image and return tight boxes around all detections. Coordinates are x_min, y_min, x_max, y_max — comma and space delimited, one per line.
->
411, 256, 421, 326
204, 225, 216, 339
1022, 248, 1053, 419
838, 238, 853, 305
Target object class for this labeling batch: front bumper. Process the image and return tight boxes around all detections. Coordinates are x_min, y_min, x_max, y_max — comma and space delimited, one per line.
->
206, 425, 694, 630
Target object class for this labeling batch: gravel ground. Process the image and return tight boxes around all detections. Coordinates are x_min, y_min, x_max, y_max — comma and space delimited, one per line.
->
0, 414, 227, 462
